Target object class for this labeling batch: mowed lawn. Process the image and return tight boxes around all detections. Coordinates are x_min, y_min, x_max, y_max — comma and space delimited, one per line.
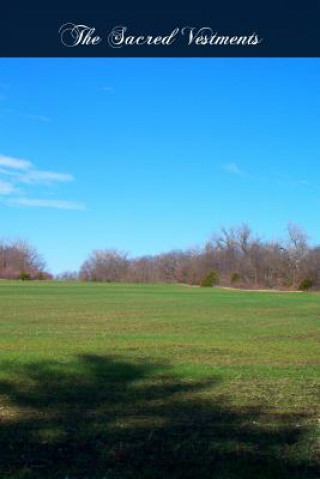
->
0, 282, 319, 478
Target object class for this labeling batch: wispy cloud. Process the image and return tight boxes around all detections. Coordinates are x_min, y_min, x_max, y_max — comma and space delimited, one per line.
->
20, 113, 50, 122
0, 155, 32, 170
0, 180, 20, 195
0, 155, 73, 184
7, 197, 85, 210
2, 109, 50, 122
101, 86, 113, 92
223, 162, 249, 178
18, 170, 74, 184
222, 164, 313, 191
0, 154, 83, 210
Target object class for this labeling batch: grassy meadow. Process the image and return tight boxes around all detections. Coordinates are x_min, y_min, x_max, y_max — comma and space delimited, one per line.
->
0, 281, 319, 478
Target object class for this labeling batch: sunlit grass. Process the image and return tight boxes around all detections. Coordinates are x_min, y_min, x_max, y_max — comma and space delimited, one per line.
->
0, 281, 319, 477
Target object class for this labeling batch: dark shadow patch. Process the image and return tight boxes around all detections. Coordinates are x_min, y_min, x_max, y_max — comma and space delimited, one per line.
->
0, 354, 318, 478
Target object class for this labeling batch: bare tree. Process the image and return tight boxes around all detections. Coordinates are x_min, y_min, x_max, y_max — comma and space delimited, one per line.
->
0, 238, 47, 279
79, 249, 129, 282
283, 223, 308, 286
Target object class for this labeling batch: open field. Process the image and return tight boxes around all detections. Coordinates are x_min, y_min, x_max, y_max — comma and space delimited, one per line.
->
0, 281, 319, 478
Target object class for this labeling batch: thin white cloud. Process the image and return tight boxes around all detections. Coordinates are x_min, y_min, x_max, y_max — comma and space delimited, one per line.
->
0, 154, 74, 184
19, 170, 74, 184
0, 154, 83, 210
0, 180, 20, 195
0, 155, 32, 170
223, 162, 249, 178
21, 113, 50, 122
0, 167, 21, 178
8, 197, 85, 210
101, 86, 113, 92
3, 109, 50, 122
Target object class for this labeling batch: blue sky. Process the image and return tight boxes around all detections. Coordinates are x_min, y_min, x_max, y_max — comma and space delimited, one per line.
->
0, 58, 319, 274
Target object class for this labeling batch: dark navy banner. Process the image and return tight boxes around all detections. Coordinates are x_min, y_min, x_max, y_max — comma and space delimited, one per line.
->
0, 1, 319, 57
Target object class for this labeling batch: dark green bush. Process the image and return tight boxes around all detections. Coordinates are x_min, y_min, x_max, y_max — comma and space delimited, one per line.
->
200, 271, 219, 287
230, 272, 241, 284
298, 277, 314, 291
19, 271, 31, 281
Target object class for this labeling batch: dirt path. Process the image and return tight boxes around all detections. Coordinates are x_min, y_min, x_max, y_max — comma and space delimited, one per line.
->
220, 286, 302, 293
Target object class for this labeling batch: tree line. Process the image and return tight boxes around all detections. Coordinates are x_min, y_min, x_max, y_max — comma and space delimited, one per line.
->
3, 224, 320, 290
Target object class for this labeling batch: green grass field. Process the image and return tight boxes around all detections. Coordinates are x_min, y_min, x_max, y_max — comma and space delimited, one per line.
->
0, 281, 319, 478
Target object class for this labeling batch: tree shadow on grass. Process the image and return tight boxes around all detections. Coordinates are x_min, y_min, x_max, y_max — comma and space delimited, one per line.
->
0, 354, 318, 478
